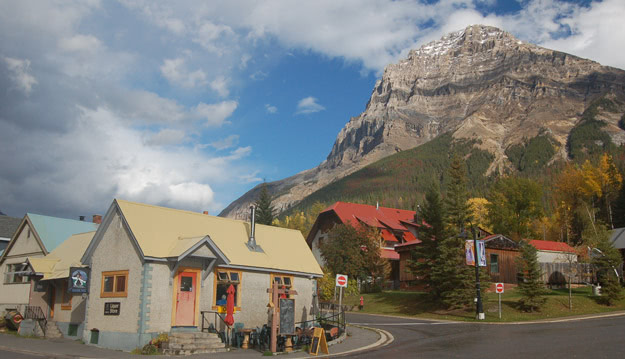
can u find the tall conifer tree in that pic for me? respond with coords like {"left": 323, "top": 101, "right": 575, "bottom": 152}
{"left": 255, "top": 183, "right": 275, "bottom": 225}
{"left": 516, "top": 240, "right": 547, "bottom": 312}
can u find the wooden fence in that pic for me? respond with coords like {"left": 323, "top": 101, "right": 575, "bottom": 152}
{"left": 538, "top": 262, "right": 596, "bottom": 285}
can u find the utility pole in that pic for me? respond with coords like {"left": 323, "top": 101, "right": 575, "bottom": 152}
{"left": 472, "top": 226, "right": 485, "bottom": 320}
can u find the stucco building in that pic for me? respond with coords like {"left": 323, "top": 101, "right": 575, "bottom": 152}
{"left": 80, "top": 199, "right": 323, "bottom": 351}
{"left": 0, "top": 214, "right": 98, "bottom": 312}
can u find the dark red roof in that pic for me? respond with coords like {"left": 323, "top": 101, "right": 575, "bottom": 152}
{"left": 381, "top": 248, "right": 400, "bottom": 260}
{"left": 529, "top": 240, "right": 576, "bottom": 253}
{"left": 380, "top": 229, "right": 399, "bottom": 242}
{"left": 322, "top": 202, "right": 416, "bottom": 231}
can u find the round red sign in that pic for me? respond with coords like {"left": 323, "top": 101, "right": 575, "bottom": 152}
{"left": 337, "top": 276, "right": 347, "bottom": 286}
{"left": 496, "top": 283, "right": 504, "bottom": 293}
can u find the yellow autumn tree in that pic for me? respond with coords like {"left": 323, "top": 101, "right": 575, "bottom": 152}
{"left": 598, "top": 153, "right": 622, "bottom": 228}
{"left": 467, "top": 197, "right": 491, "bottom": 232}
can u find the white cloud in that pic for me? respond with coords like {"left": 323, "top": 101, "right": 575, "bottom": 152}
{"left": 144, "top": 128, "right": 186, "bottom": 146}
{"left": 210, "top": 76, "right": 229, "bottom": 97}
{"left": 59, "top": 34, "right": 102, "bottom": 53}
{"left": 160, "top": 58, "right": 208, "bottom": 88}
{"left": 296, "top": 96, "right": 325, "bottom": 114}
{"left": 265, "top": 104, "right": 277, "bottom": 114}
{"left": 210, "top": 134, "right": 239, "bottom": 150}
{"left": 193, "top": 100, "right": 238, "bottom": 126}
{"left": 3, "top": 57, "right": 37, "bottom": 95}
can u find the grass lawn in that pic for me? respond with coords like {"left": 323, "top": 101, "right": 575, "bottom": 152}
{"left": 343, "top": 286, "right": 625, "bottom": 322}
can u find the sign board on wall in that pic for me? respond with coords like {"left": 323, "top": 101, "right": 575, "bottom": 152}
{"left": 68, "top": 267, "right": 90, "bottom": 293}
{"left": 335, "top": 274, "right": 348, "bottom": 288}
{"left": 104, "top": 302, "right": 120, "bottom": 316}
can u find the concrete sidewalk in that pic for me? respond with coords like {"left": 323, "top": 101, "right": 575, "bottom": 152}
{"left": 0, "top": 325, "right": 389, "bottom": 358}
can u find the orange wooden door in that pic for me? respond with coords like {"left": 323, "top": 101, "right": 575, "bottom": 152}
{"left": 49, "top": 286, "right": 55, "bottom": 319}
{"left": 175, "top": 272, "right": 197, "bottom": 326}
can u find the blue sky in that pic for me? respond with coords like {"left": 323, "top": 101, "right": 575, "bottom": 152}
{"left": 1, "top": 0, "right": 623, "bottom": 219}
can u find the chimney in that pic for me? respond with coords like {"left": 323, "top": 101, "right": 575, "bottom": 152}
{"left": 415, "top": 205, "right": 421, "bottom": 224}
{"left": 92, "top": 215, "right": 102, "bottom": 224}
{"left": 376, "top": 201, "right": 379, "bottom": 210}
{"left": 246, "top": 205, "right": 264, "bottom": 253}
{"left": 79, "top": 216, "right": 85, "bottom": 221}
{"left": 203, "top": 211, "right": 209, "bottom": 215}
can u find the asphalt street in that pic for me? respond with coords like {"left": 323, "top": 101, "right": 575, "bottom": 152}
{"left": 345, "top": 312, "right": 625, "bottom": 359}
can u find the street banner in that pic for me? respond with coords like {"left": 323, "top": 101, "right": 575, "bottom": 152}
{"left": 477, "top": 240, "right": 487, "bottom": 267}
{"left": 466, "top": 240, "right": 487, "bottom": 266}
{"left": 465, "top": 240, "right": 475, "bottom": 266}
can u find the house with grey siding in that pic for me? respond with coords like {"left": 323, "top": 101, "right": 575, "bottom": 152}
{"left": 80, "top": 199, "right": 323, "bottom": 351}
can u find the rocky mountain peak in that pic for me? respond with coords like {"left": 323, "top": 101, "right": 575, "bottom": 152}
{"left": 220, "top": 25, "right": 625, "bottom": 220}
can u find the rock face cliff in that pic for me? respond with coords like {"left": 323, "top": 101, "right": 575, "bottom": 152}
{"left": 220, "top": 24, "right": 625, "bottom": 219}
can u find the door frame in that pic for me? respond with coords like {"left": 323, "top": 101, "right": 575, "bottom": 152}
{"left": 171, "top": 267, "right": 201, "bottom": 327}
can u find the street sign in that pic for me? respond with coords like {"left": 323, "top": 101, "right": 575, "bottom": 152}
{"left": 335, "top": 274, "right": 348, "bottom": 288}
{"left": 495, "top": 283, "right": 504, "bottom": 293}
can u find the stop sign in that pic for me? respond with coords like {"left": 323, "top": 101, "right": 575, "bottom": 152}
{"left": 495, "top": 283, "right": 504, "bottom": 294}
{"left": 336, "top": 274, "right": 348, "bottom": 288}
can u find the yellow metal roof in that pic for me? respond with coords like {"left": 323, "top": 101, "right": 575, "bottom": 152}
{"left": 28, "top": 231, "right": 94, "bottom": 280}
{"left": 116, "top": 199, "right": 323, "bottom": 276}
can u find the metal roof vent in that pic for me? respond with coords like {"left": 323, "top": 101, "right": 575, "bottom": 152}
{"left": 246, "top": 205, "right": 264, "bottom": 253}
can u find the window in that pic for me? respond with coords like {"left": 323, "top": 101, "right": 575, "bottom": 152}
{"left": 61, "top": 282, "right": 72, "bottom": 310}
{"left": 4, "top": 263, "right": 29, "bottom": 284}
{"left": 213, "top": 269, "right": 241, "bottom": 309}
{"left": 490, "top": 254, "right": 499, "bottom": 274}
{"left": 100, "top": 270, "right": 128, "bottom": 298}
{"left": 270, "top": 274, "right": 294, "bottom": 299}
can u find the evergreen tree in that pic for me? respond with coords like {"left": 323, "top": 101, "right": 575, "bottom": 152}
{"left": 592, "top": 230, "right": 623, "bottom": 305}
{"left": 516, "top": 240, "right": 547, "bottom": 312}
{"left": 407, "top": 185, "right": 447, "bottom": 296}
{"left": 255, "top": 183, "right": 275, "bottom": 225}
{"left": 445, "top": 154, "right": 473, "bottom": 233}
{"left": 430, "top": 156, "right": 475, "bottom": 308}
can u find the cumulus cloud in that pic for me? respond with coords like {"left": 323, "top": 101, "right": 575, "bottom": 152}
{"left": 193, "top": 100, "right": 238, "bottom": 126}
{"left": 210, "top": 76, "right": 229, "bottom": 97}
{"left": 265, "top": 104, "right": 277, "bottom": 114}
{"left": 296, "top": 97, "right": 325, "bottom": 114}
{"left": 210, "top": 134, "right": 239, "bottom": 150}
{"left": 3, "top": 57, "right": 38, "bottom": 95}
{"left": 59, "top": 34, "right": 102, "bottom": 53}
{"left": 160, "top": 57, "right": 208, "bottom": 88}
{"left": 144, "top": 128, "right": 187, "bottom": 146}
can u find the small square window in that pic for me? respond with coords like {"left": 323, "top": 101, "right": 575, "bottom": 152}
{"left": 229, "top": 272, "right": 239, "bottom": 282}
{"left": 274, "top": 277, "right": 282, "bottom": 285}
{"left": 115, "top": 276, "right": 126, "bottom": 292}
{"left": 101, "top": 270, "right": 128, "bottom": 298}
{"left": 180, "top": 276, "right": 193, "bottom": 292}
{"left": 283, "top": 277, "right": 292, "bottom": 286}
{"left": 218, "top": 272, "right": 229, "bottom": 281}
{"left": 103, "top": 276, "right": 114, "bottom": 292}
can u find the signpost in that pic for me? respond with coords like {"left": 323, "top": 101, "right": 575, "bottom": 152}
{"left": 495, "top": 283, "right": 504, "bottom": 319}
{"left": 267, "top": 282, "right": 298, "bottom": 353}
{"left": 335, "top": 274, "right": 347, "bottom": 324}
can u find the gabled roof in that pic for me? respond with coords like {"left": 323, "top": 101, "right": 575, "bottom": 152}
{"left": 27, "top": 213, "right": 99, "bottom": 253}
{"left": 85, "top": 200, "right": 323, "bottom": 277}
{"left": 322, "top": 202, "right": 417, "bottom": 231}
{"left": 529, "top": 239, "right": 576, "bottom": 253}
{"left": 610, "top": 228, "right": 625, "bottom": 249}
{"left": 0, "top": 216, "right": 21, "bottom": 239}
{"left": 28, "top": 231, "right": 95, "bottom": 280}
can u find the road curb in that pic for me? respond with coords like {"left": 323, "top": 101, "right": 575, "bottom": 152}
{"left": 311, "top": 324, "right": 394, "bottom": 358}
{"left": 349, "top": 310, "right": 625, "bottom": 325}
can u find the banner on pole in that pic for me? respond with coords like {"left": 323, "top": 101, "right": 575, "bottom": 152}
{"left": 465, "top": 240, "right": 475, "bottom": 266}
{"left": 466, "top": 240, "right": 487, "bottom": 266}
{"left": 477, "top": 240, "right": 486, "bottom": 267}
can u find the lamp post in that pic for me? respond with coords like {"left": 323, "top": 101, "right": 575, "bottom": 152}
{"left": 471, "top": 225, "right": 485, "bottom": 320}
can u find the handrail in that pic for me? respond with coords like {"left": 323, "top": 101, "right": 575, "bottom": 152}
{"left": 22, "top": 305, "right": 47, "bottom": 336}
{"left": 201, "top": 310, "right": 231, "bottom": 345}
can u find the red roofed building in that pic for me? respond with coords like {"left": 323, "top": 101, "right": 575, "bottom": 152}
{"left": 306, "top": 202, "right": 423, "bottom": 287}
{"left": 529, "top": 239, "right": 578, "bottom": 263}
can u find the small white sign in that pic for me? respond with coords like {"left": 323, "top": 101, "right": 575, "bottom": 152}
{"left": 335, "top": 274, "right": 348, "bottom": 288}
{"left": 495, "top": 283, "right": 504, "bottom": 294}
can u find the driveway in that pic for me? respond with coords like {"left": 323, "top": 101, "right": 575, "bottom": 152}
{"left": 345, "top": 312, "right": 625, "bottom": 358}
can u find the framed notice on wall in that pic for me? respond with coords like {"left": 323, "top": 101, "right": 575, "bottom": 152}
{"left": 104, "top": 302, "right": 120, "bottom": 315}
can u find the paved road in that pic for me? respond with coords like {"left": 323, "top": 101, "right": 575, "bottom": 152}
{"left": 345, "top": 312, "right": 625, "bottom": 358}
{"left": 0, "top": 349, "right": 42, "bottom": 358}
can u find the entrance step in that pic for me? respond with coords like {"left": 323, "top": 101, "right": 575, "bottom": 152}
{"left": 162, "top": 332, "right": 227, "bottom": 355}
{"left": 45, "top": 321, "right": 63, "bottom": 339}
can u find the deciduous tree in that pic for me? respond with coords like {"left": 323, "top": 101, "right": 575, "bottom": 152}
{"left": 486, "top": 177, "right": 543, "bottom": 240}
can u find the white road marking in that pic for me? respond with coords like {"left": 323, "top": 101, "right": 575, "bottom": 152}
{"left": 348, "top": 322, "right": 455, "bottom": 326}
